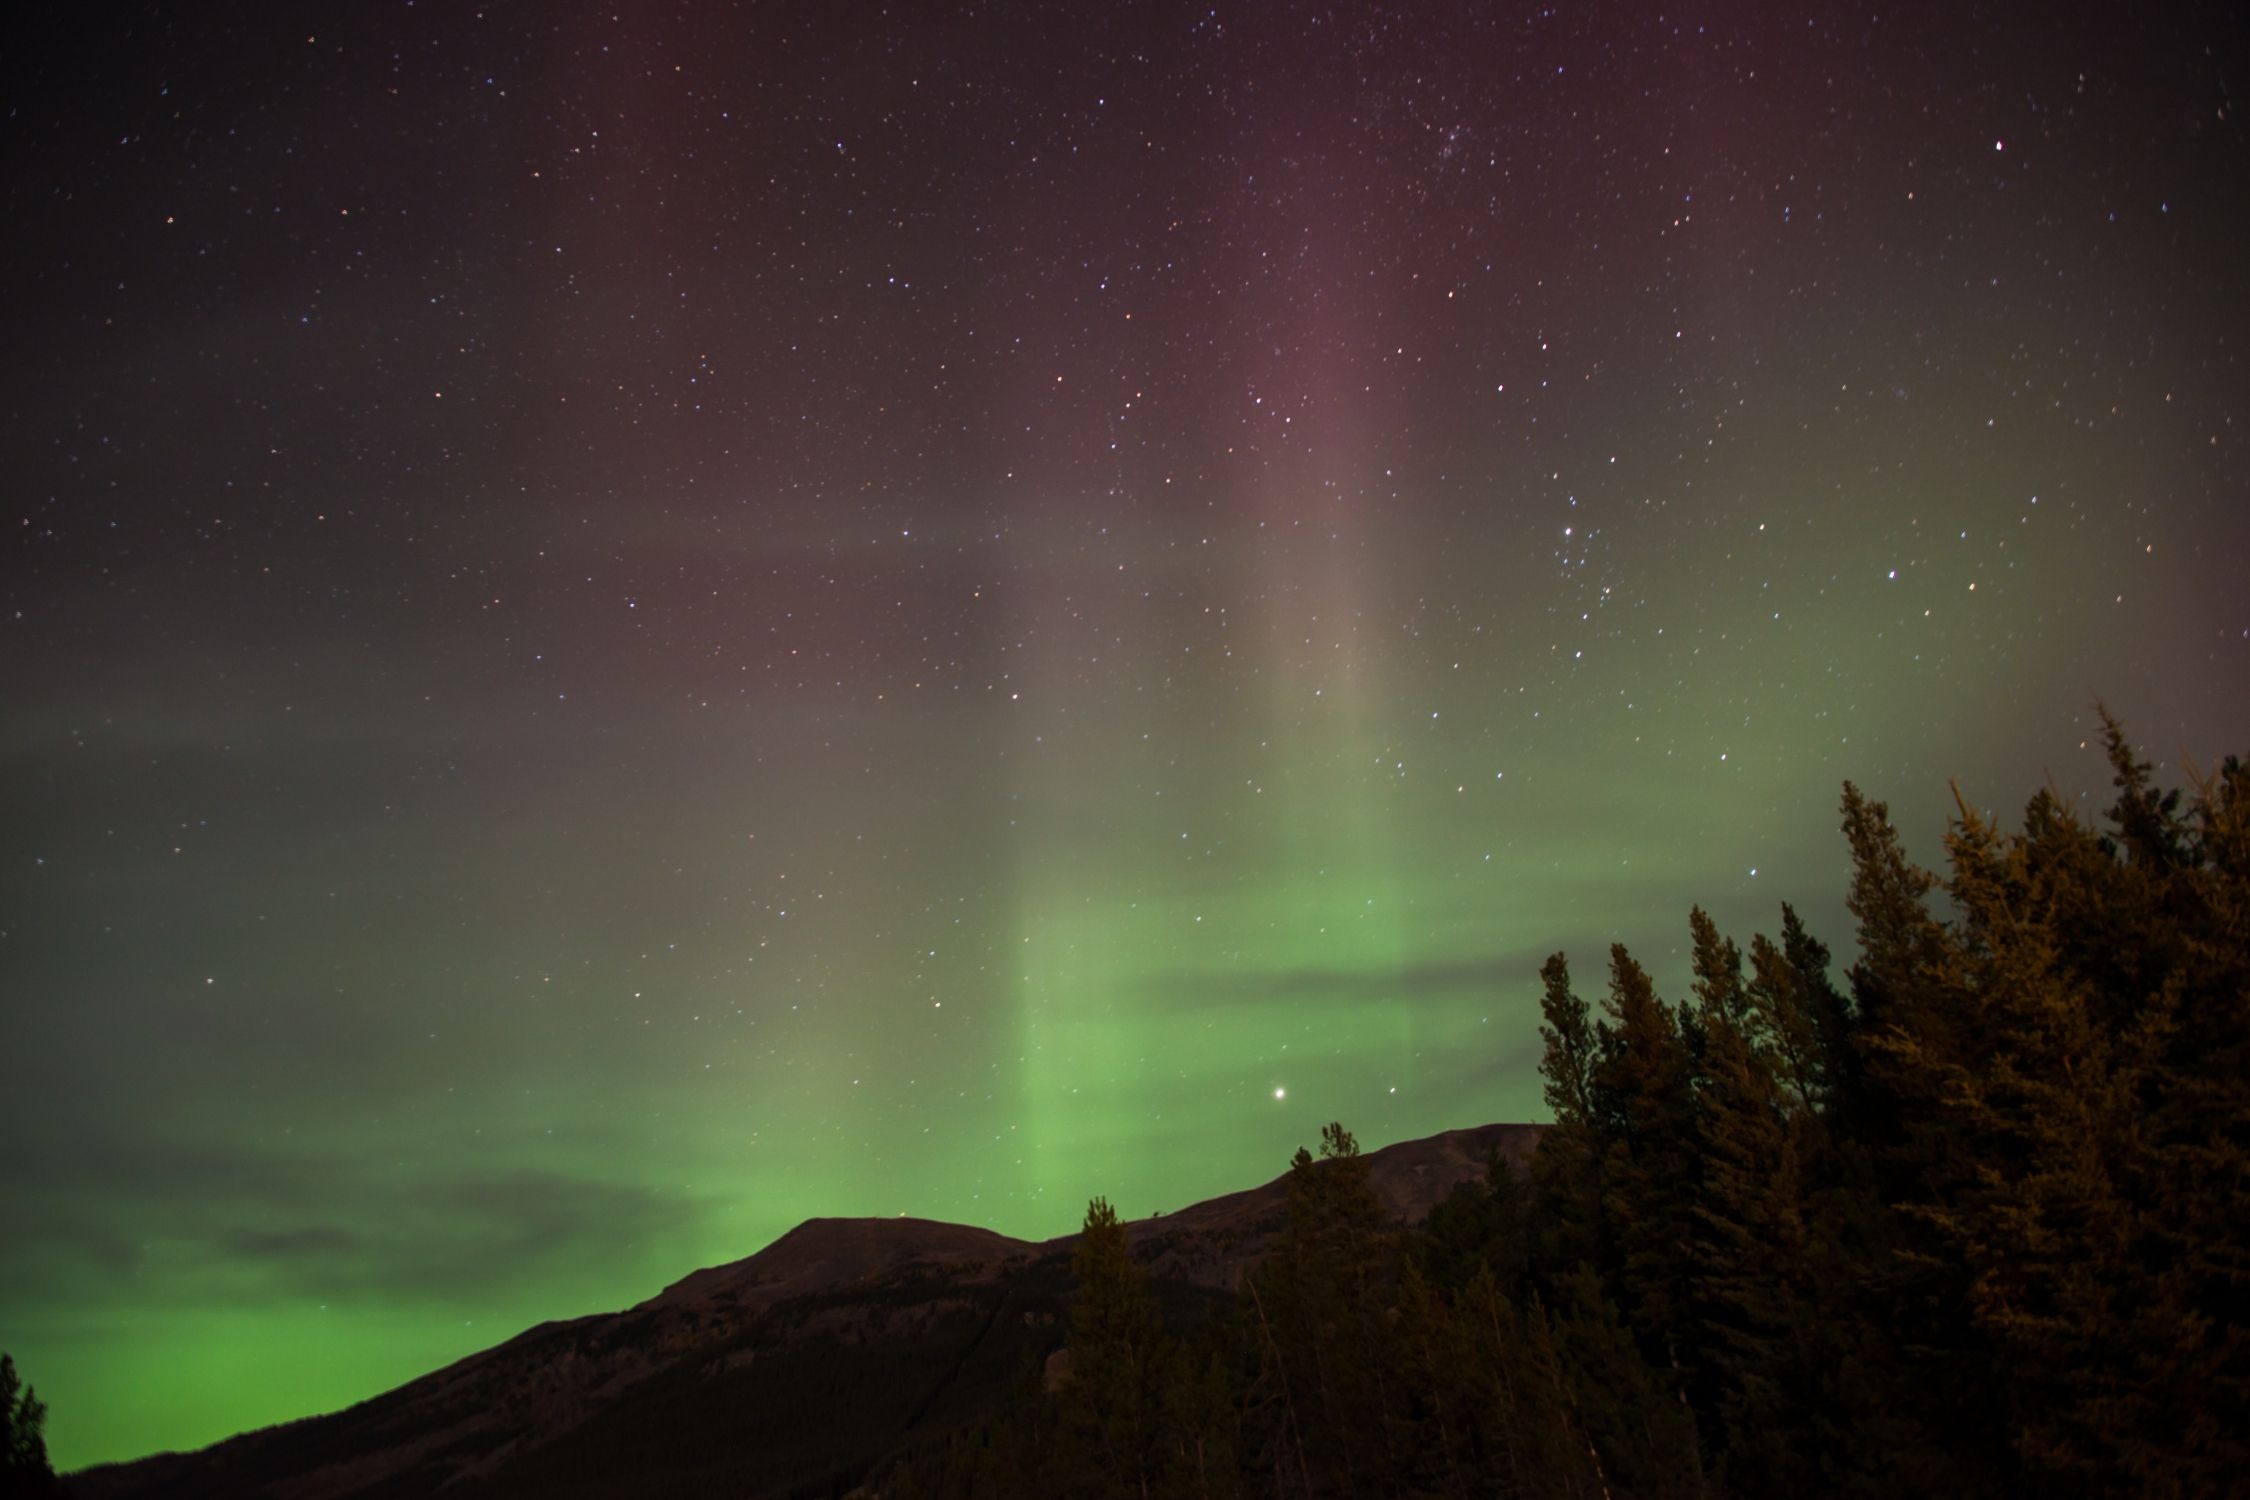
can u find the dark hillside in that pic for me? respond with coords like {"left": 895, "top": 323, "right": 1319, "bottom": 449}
{"left": 69, "top": 1124, "right": 1536, "bottom": 1499}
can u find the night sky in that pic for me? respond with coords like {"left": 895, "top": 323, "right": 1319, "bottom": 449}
{"left": 6, "top": 0, "right": 2248, "bottom": 1471}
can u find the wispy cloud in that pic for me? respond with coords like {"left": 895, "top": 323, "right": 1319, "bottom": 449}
{"left": 1131, "top": 947, "right": 1552, "bottom": 1010}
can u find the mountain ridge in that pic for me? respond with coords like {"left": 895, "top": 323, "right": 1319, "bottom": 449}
{"left": 70, "top": 1121, "right": 1540, "bottom": 1499}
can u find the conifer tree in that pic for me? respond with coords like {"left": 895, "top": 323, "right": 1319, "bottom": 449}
{"left": 1688, "top": 906, "right": 1753, "bottom": 1040}
{"left": 1840, "top": 782, "right": 1964, "bottom": 1089}
{"left": 1165, "top": 1347, "right": 1244, "bottom": 1500}
{"left": 1547, "top": 1266, "right": 1705, "bottom": 1500}
{"left": 1415, "top": 1146, "right": 1536, "bottom": 1303}
{"left": 1779, "top": 902, "right": 1859, "bottom": 1115}
{"left": 1250, "top": 1123, "right": 1402, "bottom": 1497}
{"left": 1397, "top": 1258, "right": 1611, "bottom": 1500}
{"left": 1905, "top": 732, "right": 2250, "bottom": 1495}
{"left": 1588, "top": 944, "right": 1700, "bottom": 1371}
{"left": 2153, "top": 749, "right": 2250, "bottom": 1494}
{"left": 1532, "top": 953, "right": 1606, "bottom": 1276}
{"left": 1467, "top": 1270, "right": 1612, "bottom": 1500}
{"left": 2099, "top": 709, "right": 2188, "bottom": 873}
{"left": 1061, "top": 1197, "right": 1170, "bottom": 1498}
{"left": 1689, "top": 1001, "right": 1816, "bottom": 1498}
{"left": 1538, "top": 951, "right": 1598, "bottom": 1131}
{"left": 1392, "top": 1260, "right": 1478, "bottom": 1500}
{"left": 1744, "top": 928, "right": 1821, "bottom": 1115}
{"left": 1837, "top": 782, "right": 2010, "bottom": 1494}
{"left": 0, "top": 1356, "right": 53, "bottom": 1500}
{"left": 1935, "top": 793, "right": 2130, "bottom": 1483}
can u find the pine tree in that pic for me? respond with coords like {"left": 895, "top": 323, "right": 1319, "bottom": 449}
{"left": 1904, "top": 728, "right": 2250, "bottom": 1495}
{"left": 1467, "top": 1270, "right": 1612, "bottom": 1500}
{"left": 0, "top": 1356, "right": 54, "bottom": 1500}
{"left": 1248, "top": 1123, "right": 1403, "bottom": 1498}
{"left": 1840, "top": 782, "right": 1964, "bottom": 1085}
{"left": 1060, "top": 1197, "right": 1170, "bottom": 1499}
{"left": 1164, "top": 1345, "right": 1243, "bottom": 1500}
{"left": 1392, "top": 1260, "right": 1478, "bottom": 1500}
{"left": 1548, "top": 1266, "right": 1705, "bottom": 1500}
{"left": 1836, "top": 782, "right": 2010, "bottom": 1493}
{"left": 1744, "top": 925, "right": 1820, "bottom": 1115}
{"left": 1780, "top": 902, "right": 1860, "bottom": 1115}
{"left": 1532, "top": 953, "right": 1606, "bottom": 1278}
{"left": 1538, "top": 951, "right": 1599, "bottom": 1131}
{"left": 2099, "top": 709, "right": 2187, "bottom": 874}
{"left": 2153, "top": 747, "right": 2250, "bottom": 1495}
{"left": 1588, "top": 944, "right": 1700, "bottom": 1371}
{"left": 1392, "top": 1256, "right": 1614, "bottom": 1500}
{"left": 1415, "top": 1145, "right": 1537, "bottom": 1304}
{"left": 1689, "top": 1002, "right": 1817, "bottom": 1498}
{"left": 1689, "top": 906, "right": 1753, "bottom": 1040}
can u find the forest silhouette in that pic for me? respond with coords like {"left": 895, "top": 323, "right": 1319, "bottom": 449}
{"left": 878, "top": 711, "right": 2247, "bottom": 1499}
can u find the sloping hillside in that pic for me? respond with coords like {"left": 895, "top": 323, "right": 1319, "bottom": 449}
{"left": 70, "top": 1123, "right": 1535, "bottom": 1499}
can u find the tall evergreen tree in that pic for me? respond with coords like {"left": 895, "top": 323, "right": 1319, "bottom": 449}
{"left": 1547, "top": 1266, "right": 1706, "bottom": 1500}
{"left": 1539, "top": 952, "right": 1599, "bottom": 1132}
{"left": 1688, "top": 906, "right": 1753, "bottom": 1040}
{"left": 0, "top": 1356, "right": 54, "bottom": 1500}
{"left": 1837, "top": 782, "right": 2011, "bottom": 1495}
{"left": 1061, "top": 1197, "right": 1170, "bottom": 1499}
{"left": 1938, "top": 790, "right": 2148, "bottom": 1489}
{"left": 1532, "top": 953, "right": 1605, "bottom": 1276}
{"left": 1588, "top": 944, "right": 1700, "bottom": 1373}
{"left": 1780, "top": 902, "right": 1860, "bottom": 1114}
{"left": 2155, "top": 749, "right": 2250, "bottom": 1494}
{"left": 1248, "top": 1123, "right": 1402, "bottom": 1498}
{"left": 1744, "top": 927, "right": 1821, "bottom": 1115}
{"left": 1840, "top": 782, "right": 1962, "bottom": 1076}
{"left": 1689, "top": 1001, "right": 1816, "bottom": 1498}
{"left": 1905, "top": 730, "right": 2250, "bottom": 1495}
{"left": 1464, "top": 1271, "right": 1612, "bottom": 1500}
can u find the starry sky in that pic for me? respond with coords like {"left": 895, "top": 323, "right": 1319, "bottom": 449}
{"left": 5, "top": 0, "right": 2248, "bottom": 1472}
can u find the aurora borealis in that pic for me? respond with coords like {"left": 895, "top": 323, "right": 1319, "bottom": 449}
{"left": 5, "top": 0, "right": 2249, "bottom": 1472}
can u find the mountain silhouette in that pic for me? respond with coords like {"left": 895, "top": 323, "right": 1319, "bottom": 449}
{"left": 69, "top": 1124, "right": 1536, "bottom": 1499}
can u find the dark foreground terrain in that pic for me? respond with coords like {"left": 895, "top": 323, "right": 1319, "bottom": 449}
{"left": 71, "top": 1124, "right": 1538, "bottom": 1499}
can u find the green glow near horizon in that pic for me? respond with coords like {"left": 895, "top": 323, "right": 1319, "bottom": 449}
{"left": 11, "top": 548, "right": 2223, "bottom": 1471}
{"left": 13, "top": 602, "right": 2225, "bottom": 1471}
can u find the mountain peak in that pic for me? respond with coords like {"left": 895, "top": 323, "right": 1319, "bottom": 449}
{"left": 644, "top": 1215, "right": 1035, "bottom": 1309}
